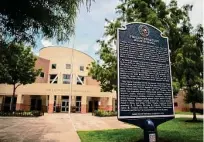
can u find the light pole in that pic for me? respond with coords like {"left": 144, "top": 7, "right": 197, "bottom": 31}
{"left": 68, "top": 36, "right": 75, "bottom": 116}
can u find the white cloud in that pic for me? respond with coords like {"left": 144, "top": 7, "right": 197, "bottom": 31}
{"left": 41, "top": 38, "right": 53, "bottom": 47}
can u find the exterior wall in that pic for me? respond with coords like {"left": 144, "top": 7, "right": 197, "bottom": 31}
{"left": 23, "top": 95, "right": 31, "bottom": 111}
{"left": 0, "top": 47, "right": 116, "bottom": 113}
{"left": 174, "top": 90, "right": 189, "bottom": 111}
{"left": 174, "top": 90, "right": 203, "bottom": 111}
{"left": 39, "top": 47, "right": 94, "bottom": 85}
{"left": 99, "top": 97, "right": 113, "bottom": 111}
{"left": 35, "top": 57, "right": 50, "bottom": 83}
{"left": 0, "top": 84, "right": 116, "bottom": 98}
{"left": 85, "top": 76, "right": 100, "bottom": 86}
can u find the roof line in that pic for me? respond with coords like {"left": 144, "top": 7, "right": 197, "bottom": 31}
{"left": 40, "top": 46, "right": 95, "bottom": 61}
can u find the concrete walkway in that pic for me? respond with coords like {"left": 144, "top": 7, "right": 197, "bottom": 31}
{"left": 0, "top": 113, "right": 81, "bottom": 142}
{"left": 0, "top": 113, "right": 203, "bottom": 142}
{"left": 41, "top": 113, "right": 80, "bottom": 142}
{"left": 70, "top": 113, "right": 135, "bottom": 131}
{"left": 175, "top": 114, "right": 204, "bottom": 119}
{"left": 70, "top": 113, "right": 203, "bottom": 131}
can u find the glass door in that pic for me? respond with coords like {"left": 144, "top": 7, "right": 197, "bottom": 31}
{"left": 75, "top": 96, "right": 81, "bottom": 113}
{"left": 61, "top": 100, "right": 69, "bottom": 112}
{"left": 53, "top": 96, "right": 57, "bottom": 112}
{"left": 76, "top": 101, "right": 81, "bottom": 112}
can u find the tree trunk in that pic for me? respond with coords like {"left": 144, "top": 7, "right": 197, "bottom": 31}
{"left": 192, "top": 102, "right": 197, "bottom": 121}
{"left": 10, "top": 84, "right": 16, "bottom": 112}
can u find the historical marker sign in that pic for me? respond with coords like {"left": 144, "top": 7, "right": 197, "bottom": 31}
{"left": 117, "top": 23, "right": 174, "bottom": 119}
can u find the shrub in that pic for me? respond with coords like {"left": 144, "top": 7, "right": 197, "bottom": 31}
{"left": 0, "top": 110, "right": 43, "bottom": 117}
{"left": 94, "top": 109, "right": 117, "bottom": 117}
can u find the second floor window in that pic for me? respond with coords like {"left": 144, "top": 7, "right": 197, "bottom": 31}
{"left": 50, "top": 74, "right": 58, "bottom": 84}
{"left": 66, "top": 64, "right": 71, "bottom": 69}
{"left": 80, "top": 66, "right": 84, "bottom": 71}
{"left": 63, "top": 74, "right": 71, "bottom": 84}
{"left": 52, "top": 64, "right": 56, "bottom": 69}
{"left": 77, "top": 75, "right": 84, "bottom": 85}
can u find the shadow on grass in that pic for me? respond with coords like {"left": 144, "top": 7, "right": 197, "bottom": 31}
{"left": 136, "top": 138, "right": 171, "bottom": 142}
{"left": 78, "top": 118, "right": 203, "bottom": 142}
{"left": 171, "top": 118, "right": 203, "bottom": 123}
{"left": 185, "top": 120, "right": 203, "bottom": 123}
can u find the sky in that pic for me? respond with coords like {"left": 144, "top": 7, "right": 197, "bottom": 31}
{"left": 33, "top": 0, "right": 203, "bottom": 60}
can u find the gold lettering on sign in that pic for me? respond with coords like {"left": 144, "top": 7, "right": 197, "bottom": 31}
{"left": 129, "top": 35, "right": 159, "bottom": 45}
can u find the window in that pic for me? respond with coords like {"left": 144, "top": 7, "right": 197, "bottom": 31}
{"left": 40, "top": 72, "right": 44, "bottom": 78}
{"left": 50, "top": 74, "right": 58, "bottom": 84}
{"left": 52, "top": 64, "right": 56, "bottom": 69}
{"left": 174, "top": 102, "right": 178, "bottom": 107}
{"left": 63, "top": 74, "right": 71, "bottom": 84}
{"left": 66, "top": 64, "right": 71, "bottom": 69}
{"left": 76, "top": 96, "right": 81, "bottom": 101}
{"left": 77, "top": 75, "right": 84, "bottom": 85}
{"left": 80, "top": 66, "right": 84, "bottom": 71}
{"left": 62, "top": 96, "right": 69, "bottom": 100}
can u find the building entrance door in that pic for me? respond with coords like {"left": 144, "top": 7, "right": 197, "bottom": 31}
{"left": 61, "top": 100, "right": 69, "bottom": 112}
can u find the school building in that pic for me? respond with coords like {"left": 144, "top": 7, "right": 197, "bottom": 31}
{"left": 0, "top": 47, "right": 117, "bottom": 113}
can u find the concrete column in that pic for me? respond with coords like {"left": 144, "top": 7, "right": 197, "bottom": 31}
{"left": 71, "top": 96, "right": 75, "bottom": 106}
{"left": 0, "top": 96, "right": 4, "bottom": 111}
{"left": 112, "top": 98, "right": 116, "bottom": 111}
{"left": 16, "top": 94, "right": 24, "bottom": 110}
{"left": 106, "top": 97, "right": 113, "bottom": 111}
{"left": 48, "top": 95, "right": 54, "bottom": 113}
{"left": 81, "top": 96, "right": 87, "bottom": 113}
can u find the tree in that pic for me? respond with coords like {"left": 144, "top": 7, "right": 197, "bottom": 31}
{"left": 89, "top": 40, "right": 117, "bottom": 92}
{"left": 0, "top": 0, "right": 93, "bottom": 45}
{"left": 89, "top": 0, "right": 194, "bottom": 92}
{"left": 174, "top": 25, "right": 203, "bottom": 121}
{"left": 0, "top": 43, "right": 41, "bottom": 111}
{"left": 88, "top": 0, "right": 203, "bottom": 121}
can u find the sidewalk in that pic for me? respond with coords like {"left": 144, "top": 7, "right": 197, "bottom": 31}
{"left": 71, "top": 113, "right": 135, "bottom": 131}
{"left": 0, "top": 113, "right": 81, "bottom": 142}
{"left": 175, "top": 114, "right": 203, "bottom": 119}
{"left": 42, "top": 113, "right": 81, "bottom": 142}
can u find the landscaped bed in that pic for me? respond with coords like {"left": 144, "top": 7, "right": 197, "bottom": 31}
{"left": 0, "top": 110, "right": 43, "bottom": 117}
{"left": 93, "top": 110, "right": 117, "bottom": 117}
{"left": 78, "top": 118, "right": 203, "bottom": 142}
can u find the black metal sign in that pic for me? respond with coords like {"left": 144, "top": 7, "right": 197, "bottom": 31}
{"left": 117, "top": 22, "right": 174, "bottom": 119}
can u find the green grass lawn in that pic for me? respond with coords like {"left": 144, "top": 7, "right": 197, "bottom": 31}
{"left": 78, "top": 118, "right": 203, "bottom": 142}
{"left": 175, "top": 111, "right": 201, "bottom": 115}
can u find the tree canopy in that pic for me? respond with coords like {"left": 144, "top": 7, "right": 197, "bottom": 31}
{"left": 0, "top": 43, "right": 41, "bottom": 85}
{"left": 88, "top": 0, "right": 203, "bottom": 120}
{"left": 89, "top": 0, "right": 196, "bottom": 92}
{"left": 0, "top": 0, "right": 93, "bottom": 44}
{"left": 0, "top": 43, "right": 41, "bottom": 111}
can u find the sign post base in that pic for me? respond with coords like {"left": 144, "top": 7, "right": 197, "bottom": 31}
{"left": 144, "top": 119, "right": 157, "bottom": 142}
{"left": 118, "top": 117, "right": 174, "bottom": 142}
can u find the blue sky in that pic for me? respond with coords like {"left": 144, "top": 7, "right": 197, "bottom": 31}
{"left": 33, "top": 0, "right": 203, "bottom": 60}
